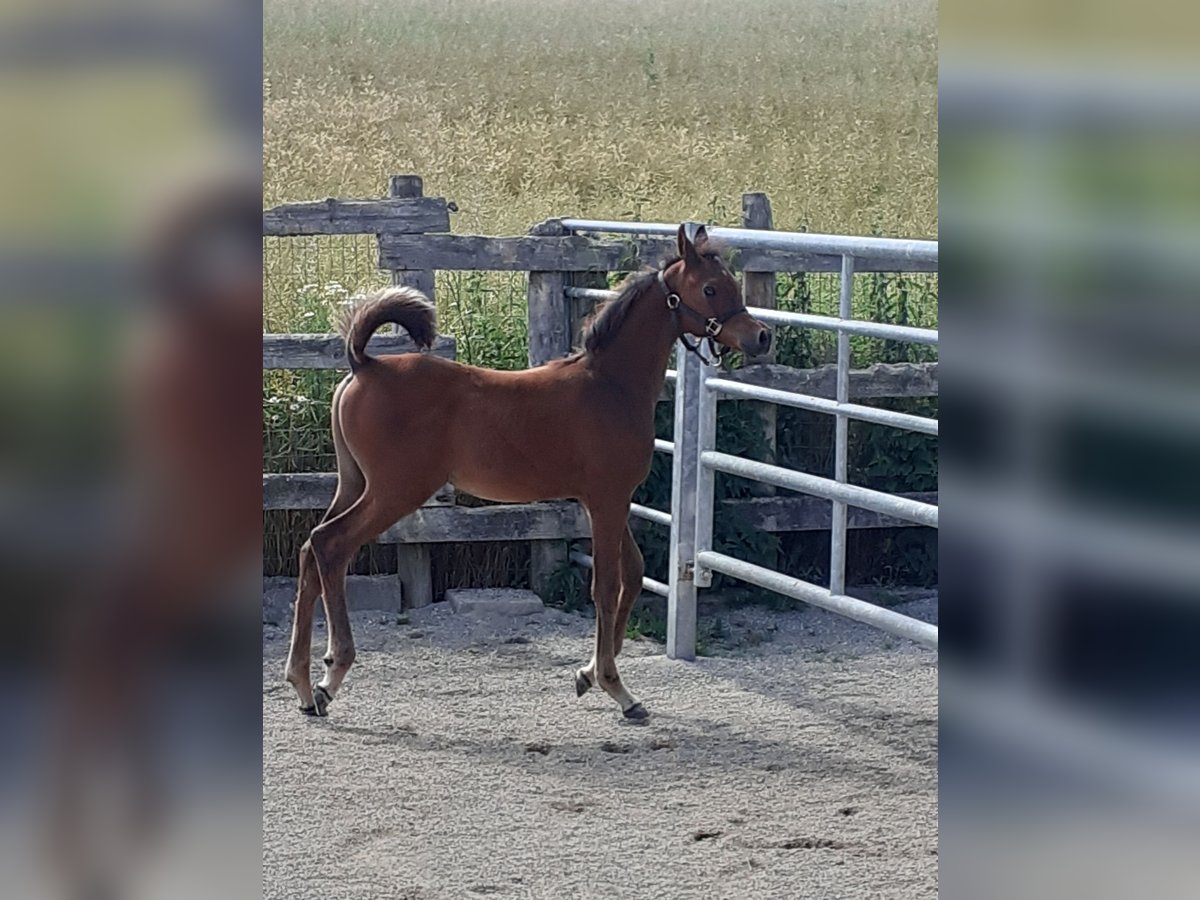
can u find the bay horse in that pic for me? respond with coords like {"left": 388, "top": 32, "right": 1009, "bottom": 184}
{"left": 285, "top": 224, "right": 771, "bottom": 720}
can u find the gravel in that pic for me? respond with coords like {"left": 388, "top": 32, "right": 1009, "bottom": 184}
{"left": 263, "top": 596, "right": 938, "bottom": 899}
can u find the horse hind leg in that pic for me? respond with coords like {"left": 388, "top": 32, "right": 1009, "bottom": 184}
{"left": 284, "top": 376, "right": 364, "bottom": 714}
{"left": 308, "top": 479, "right": 441, "bottom": 716}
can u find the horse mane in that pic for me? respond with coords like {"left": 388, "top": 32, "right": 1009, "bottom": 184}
{"left": 579, "top": 259, "right": 680, "bottom": 355}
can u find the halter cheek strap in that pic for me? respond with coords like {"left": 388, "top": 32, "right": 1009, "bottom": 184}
{"left": 658, "top": 268, "right": 746, "bottom": 366}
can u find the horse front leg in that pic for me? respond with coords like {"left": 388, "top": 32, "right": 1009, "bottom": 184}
{"left": 575, "top": 501, "right": 647, "bottom": 720}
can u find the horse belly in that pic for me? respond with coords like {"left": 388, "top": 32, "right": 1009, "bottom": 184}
{"left": 448, "top": 432, "right": 577, "bottom": 504}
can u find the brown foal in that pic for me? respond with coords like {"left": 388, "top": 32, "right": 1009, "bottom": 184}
{"left": 285, "top": 224, "right": 771, "bottom": 719}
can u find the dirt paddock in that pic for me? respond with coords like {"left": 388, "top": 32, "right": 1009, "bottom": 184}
{"left": 263, "top": 596, "right": 938, "bottom": 899}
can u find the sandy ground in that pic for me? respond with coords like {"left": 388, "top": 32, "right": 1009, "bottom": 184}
{"left": 263, "top": 597, "right": 938, "bottom": 900}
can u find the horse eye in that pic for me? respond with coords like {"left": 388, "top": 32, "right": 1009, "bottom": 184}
{"left": 703, "top": 285, "right": 716, "bottom": 297}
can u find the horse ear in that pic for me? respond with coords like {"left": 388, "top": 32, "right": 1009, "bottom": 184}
{"left": 677, "top": 222, "right": 702, "bottom": 263}
{"left": 692, "top": 224, "right": 710, "bottom": 252}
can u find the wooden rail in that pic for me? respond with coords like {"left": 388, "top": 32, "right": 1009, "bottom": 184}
{"left": 263, "top": 196, "right": 450, "bottom": 236}
{"left": 262, "top": 474, "right": 935, "bottom": 536}
{"left": 377, "top": 231, "right": 938, "bottom": 274}
{"left": 722, "top": 361, "right": 938, "bottom": 400}
{"left": 262, "top": 333, "right": 457, "bottom": 369}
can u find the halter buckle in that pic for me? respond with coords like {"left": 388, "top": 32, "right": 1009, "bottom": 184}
{"left": 665, "top": 292, "right": 681, "bottom": 310}
{"left": 705, "top": 319, "right": 723, "bottom": 337}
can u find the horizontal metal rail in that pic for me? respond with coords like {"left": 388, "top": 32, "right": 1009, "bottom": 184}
{"left": 654, "top": 438, "right": 674, "bottom": 455}
{"left": 630, "top": 503, "right": 671, "bottom": 527}
{"left": 707, "top": 377, "right": 938, "bottom": 435}
{"left": 563, "top": 286, "right": 616, "bottom": 303}
{"left": 697, "top": 551, "right": 937, "bottom": 648}
{"left": 570, "top": 551, "right": 670, "bottom": 598}
{"left": 749, "top": 307, "right": 938, "bottom": 344}
{"left": 701, "top": 451, "right": 939, "bottom": 528}
{"left": 558, "top": 219, "right": 938, "bottom": 265}
{"left": 561, "top": 287, "right": 939, "bottom": 344}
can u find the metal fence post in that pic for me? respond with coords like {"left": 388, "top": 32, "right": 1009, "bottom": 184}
{"left": 693, "top": 358, "right": 718, "bottom": 588}
{"left": 829, "top": 253, "right": 855, "bottom": 597}
{"left": 668, "top": 346, "right": 702, "bottom": 660}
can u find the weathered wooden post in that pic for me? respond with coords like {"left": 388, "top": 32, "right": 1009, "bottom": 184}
{"left": 524, "top": 220, "right": 575, "bottom": 598}
{"left": 741, "top": 192, "right": 778, "bottom": 495}
{"left": 384, "top": 174, "right": 436, "bottom": 608}
{"left": 526, "top": 220, "right": 572, "bottom": 367}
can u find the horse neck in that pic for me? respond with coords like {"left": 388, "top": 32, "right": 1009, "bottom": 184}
{"left": 586, "top": 282, "right": 679, "bottom": 405}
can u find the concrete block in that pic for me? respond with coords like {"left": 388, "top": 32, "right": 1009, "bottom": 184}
{"left": 261, "top": 575, "right": 402, "bottom": 623}
{"left": 445, "top": 588, "right": 545, "bottom": 617}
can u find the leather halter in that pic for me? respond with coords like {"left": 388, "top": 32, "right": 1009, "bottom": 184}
{"left": 658, "top": 267, "right": 746, "bottom": 366}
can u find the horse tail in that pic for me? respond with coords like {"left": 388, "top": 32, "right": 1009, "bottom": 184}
{"left": 336, "top": 286, "right": 437, "bottom": 373}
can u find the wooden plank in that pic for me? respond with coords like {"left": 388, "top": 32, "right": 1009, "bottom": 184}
{"left": 262, "top": 333, "right": 456, "bottom": 369}
{"left": 264, "top": 482, "right": 935, "bottom": 536}
{"left": 380, "top": 233, "right": 636, "bottom": 273}
{"left": 719, "top": 493, "right": 938, "bottom": 532}
{"left": 263, "top": 474, "right": 455, "bottom": 510}
{"left": 718, "top": 361, "right": 938, "bottom": 399}
{"left": 379, "top": 232, "right": 938, "bottom": 274}
{"left": 378, "top": 502, "right": 591, "bottom": 543}
{"left": 654, "top": 361, "right": 938, "bottom": 402}
{"left": 263, "top": 196, "right": 450, "bottom": 236}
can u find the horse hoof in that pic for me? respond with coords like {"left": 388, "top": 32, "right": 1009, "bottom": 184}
{"left": 313, "top": 685, "right": 333, "bottom": 717}
{"left": 623, "top": 703, "right": 649, "bottom": 721}
{"left": 574, "top": 670, "right": 593, "bottom": 698}
{"left": 299, "top": 704, "right": 317, "bottom": 717}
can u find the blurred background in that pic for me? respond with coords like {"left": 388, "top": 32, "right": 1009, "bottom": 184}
{"left": 940, "top": 1, "right": 1200, "bottom": 897}
{"left": 0, "top": 0, "right": 262, "bottom": 898}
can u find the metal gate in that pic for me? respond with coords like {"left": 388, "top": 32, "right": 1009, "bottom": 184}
{"left": 561, "top": 219, "right": 938, "bottom": 660}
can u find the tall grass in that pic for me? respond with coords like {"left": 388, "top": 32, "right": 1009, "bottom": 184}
{"left": 265, "top": 0, "right": 937, "bottom": 241}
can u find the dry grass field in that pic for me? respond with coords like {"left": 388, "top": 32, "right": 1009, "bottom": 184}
{"left": 264, "top": 0, "right": 938, "bottom": 240}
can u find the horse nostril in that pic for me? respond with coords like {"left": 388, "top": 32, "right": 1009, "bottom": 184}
{"left": 758, "top": 329, "right": 772, "bottom": 352}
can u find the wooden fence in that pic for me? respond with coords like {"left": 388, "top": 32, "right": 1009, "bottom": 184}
{"left": 263, "top": 175, "right": 938, "bottom": 608}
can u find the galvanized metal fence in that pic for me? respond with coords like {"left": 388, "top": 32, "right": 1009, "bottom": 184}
{"left": 561, "top": 220, "right": 939, "bottom": 659}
